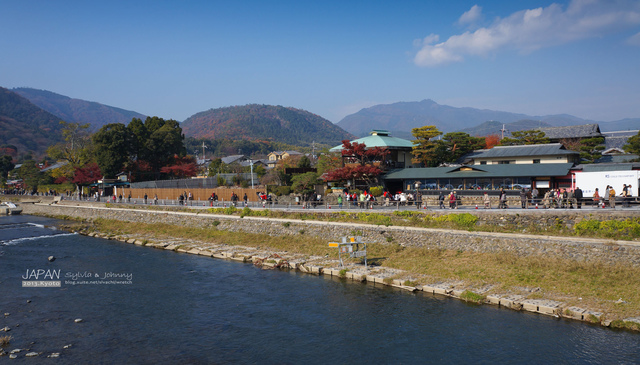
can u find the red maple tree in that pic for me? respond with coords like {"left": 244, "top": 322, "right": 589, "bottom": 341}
{"left": 323, "top": 140, "right": 389, "bottom": 187}
{"left": 72, "top": 162, "right": 102, "bottom": 185}
{"left": 160, "top": 156, "right": 197, "bottom": 179}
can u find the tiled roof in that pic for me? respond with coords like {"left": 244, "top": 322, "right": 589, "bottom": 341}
{"left": 384, "top": 163, "right": 574, "bottom": 180}
{"left": 469, "top": 143, "right": 578, "bottom": 159}
{"left": 537, "top": 124, "right": 602, "bottom": 140}
{"left": 221, "top": 155, "right": 246, "bottom": 164}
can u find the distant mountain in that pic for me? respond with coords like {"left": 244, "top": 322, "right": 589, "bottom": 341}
{"left": 598, "top": 119, "right": 640, "bottom": 132}
{"left": 181, "top": 104, "right": 355, "bottom": 146}
{"left": 336, "top": 99, "right": 610, "bottom": 137}
{"left": 12, "top": 87, "right": 146, "bottom": 131}
{"left": 0, "top": 87, "right": 63, "bottom": 156}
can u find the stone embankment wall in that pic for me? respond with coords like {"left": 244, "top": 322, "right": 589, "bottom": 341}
{"left": 21, "top": 202, "right": 640, "bottom": 267}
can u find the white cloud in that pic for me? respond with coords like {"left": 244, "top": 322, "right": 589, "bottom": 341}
{"left": 627, "top": 31, "right": 640, "bottom": 46}
{"left": 458, "top": 5, "right": 482, "bottom": 26}
{"left": 414, "top": 0, "right": 640, "bottom": 67}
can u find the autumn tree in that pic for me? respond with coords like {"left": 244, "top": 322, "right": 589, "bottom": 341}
{"left": 499, "top": 130, "right": 550, "bottom": 146}
{"left": 72, "top": 162, "right": 102, "bottom": 186}
{"left": 160, "top": 155, "right": 198, "bottom": 179}
{"left": 484, "top": 134, "right": 501, "bottom": 149}
{"left": 46, "top": 121, "right": 94, "bottom": 181}
{"left": 323, "top": 140, "right": 389, "bottom": 188}
{"left": 411, "top": 125, "right": 442, "bottom": 167}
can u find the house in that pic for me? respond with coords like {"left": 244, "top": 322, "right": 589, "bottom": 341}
{"left": 221, "top": 155, "right": 248, "bottom": 165}
{"left": 329, "top": 130, "right": 416, "bottom": 168}
{"left": 463, "top": 143, "right": 580, "bottom": 165}
{"left": 266, "top": 151, "right": 303, "bottom": 168}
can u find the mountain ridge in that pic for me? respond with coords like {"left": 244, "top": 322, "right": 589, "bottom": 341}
{"left": 12, "top": 87, "right": 147, "bottom": 131}
{"left": 181, "top": 104, "right": 355, "bottom": 147}
{"left": 337, "top": 99, "right": 639, "bottom": 137}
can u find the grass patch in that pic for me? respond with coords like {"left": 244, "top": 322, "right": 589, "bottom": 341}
{"left": 460, "top": 290, "right": 485, "bottom": 304}
{"left": 0, "top": 335, "right": 11, "bottom": 346}
{"left": 339, "top": 268, "right": 349, "bottom": 278}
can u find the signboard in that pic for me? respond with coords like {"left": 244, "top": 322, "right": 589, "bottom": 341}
{"left": 574, "top": 170, "right": 639, "bottom": 197}
{"left": 328, "top": 236, "right": 368, "bottom": 268}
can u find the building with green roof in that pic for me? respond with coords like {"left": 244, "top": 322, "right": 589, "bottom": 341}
{"left": 329, "top": 130, "right": 417, "bottom": 168}
{"left": 383, "top": 163, "right": 574, "bottom": 194}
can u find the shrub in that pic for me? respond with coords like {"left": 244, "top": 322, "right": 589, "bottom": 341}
{"left": 369, "top": 186, "right": 383, "bottom": 197}
{"left": 339, "top": 268, "right": 348, "bottom": 278}
{"left": 274, "top": 186, "right": 292, "bottom": 196}
{"left": 240, "top": 207, "right": 251, "bottom": 218}
{"left": 435, "top": 213, "right": 478, "bottom": 228}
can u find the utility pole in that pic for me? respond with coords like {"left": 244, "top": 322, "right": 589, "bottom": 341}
{"left": 500, "top": 124, "right": 508, "bottom": 140}
{"left": 201, "top": 142, "right": 207, "bottom": 161}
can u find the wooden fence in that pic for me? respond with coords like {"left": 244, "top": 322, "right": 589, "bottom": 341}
{"left": 122, "top": 188, "right": 265, "bottom": 202}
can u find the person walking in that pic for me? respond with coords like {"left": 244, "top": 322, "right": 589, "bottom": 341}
{"left": 574, "top": 186, "right": 583, "bottom": 209}
{"left": 520, "top": 188, "right": 527, "bottom": 209}
{"left": 337, "top": 194, "right": 343, "bottom": 209}
{"left": 499, "top": 188, "right": 507, "bottom": 209}
{"left": 621, "top": 184, "right": 630, "bottom": 207}
{"left": 531, "top": 187, "right": 539, "bottom": 206}
{"left": 609, "top": 186, "right": 616, "bottom": 208}
{"left": 483, "top": 192, "right": 491, "bottom": 209}
{"left": 592, "top": 188, "right": 600, "bottom": 207}
{"left": 438, "top": 191, "right": 445, "bottom": 209}
{"left": 604, "top": 185, "right": 611, "bottom": 207}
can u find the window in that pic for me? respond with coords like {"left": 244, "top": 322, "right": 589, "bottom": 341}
{"left": 480, "top": 161, "right": 487, "bottom": 165}
{"left": 533, "top": 159, "right": 540, "bottom": 164}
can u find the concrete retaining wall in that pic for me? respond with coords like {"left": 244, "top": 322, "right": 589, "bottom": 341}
{"left": 21, "top": 203, "right": 640, "bottom": 267}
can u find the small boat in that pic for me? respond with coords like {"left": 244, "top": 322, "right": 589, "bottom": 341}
{"left": 1, "top": 202, "right": 23, "bottom": 215}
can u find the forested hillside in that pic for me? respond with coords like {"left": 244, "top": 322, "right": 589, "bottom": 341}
{"left": 13, "top": 87, "right": 146, "bottom": 131}
{"left": 0, "top": 87, "right": 63, "bottom": 157}
{"left": 181, "top": 104, "right": 354, "bottom": 146}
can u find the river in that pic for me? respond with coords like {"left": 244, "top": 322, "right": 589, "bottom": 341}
{"left": 1, "top": 215, "right": 638, "bottom": 364}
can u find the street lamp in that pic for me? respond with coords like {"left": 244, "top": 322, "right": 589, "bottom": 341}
{"left": 250, "top": 159, "right": 254, "bottom": 189}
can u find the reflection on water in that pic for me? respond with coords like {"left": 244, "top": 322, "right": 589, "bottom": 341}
{"left": 0, "top": 215, "right": 638, "bottom": 364}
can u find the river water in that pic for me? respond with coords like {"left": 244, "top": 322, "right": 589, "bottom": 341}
{"left": 1, "top": 215, "right": 638, "bottom": 364}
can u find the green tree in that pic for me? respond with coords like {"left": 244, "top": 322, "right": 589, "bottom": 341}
{"left": 16, "top": 160, "right": 52, "bottom": 192}
{"left": 127, "top": 117, "right": 148, "bottom": 161}
{"left": 577, "top": 137, "right": 606, "bottom": 164}
{"left": 207, "top": 158, "right": 230, "bottom": 176}
{"left": 433, "top": 132, "right": 486, "bottom": 164}
{"left": 291, "top": 172, "right": 322, "bottom": 194}
{"left": 0, "top": 155, "right": 14, "bottom": 184}
{"left": 411, "top": 125, "right": 442, "bottom": 167}
{"left": 92, "top": 123, "right": 129, "bottom": 178}
{"left": 145, "top": 118, "right": 185, "bottom": 171}
{"left": 623, "top": 131, "right": 640, "bottom": 158}
{"left": 499, "top": 130, "right": 550, "bottom": 146}
{"left": 297, "top": 155, "right": 311, "bottom": 168}
{"left": 46, "top": 121, "right": 93, "bottom": 166}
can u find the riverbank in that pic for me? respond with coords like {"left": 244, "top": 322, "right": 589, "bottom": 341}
{"left": 19, "top": 200, "right": 640, "bottom": 332}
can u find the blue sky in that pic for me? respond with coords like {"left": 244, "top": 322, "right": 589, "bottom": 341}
{"left": 2, "top": 0, "right": 640, "bottom": 123}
